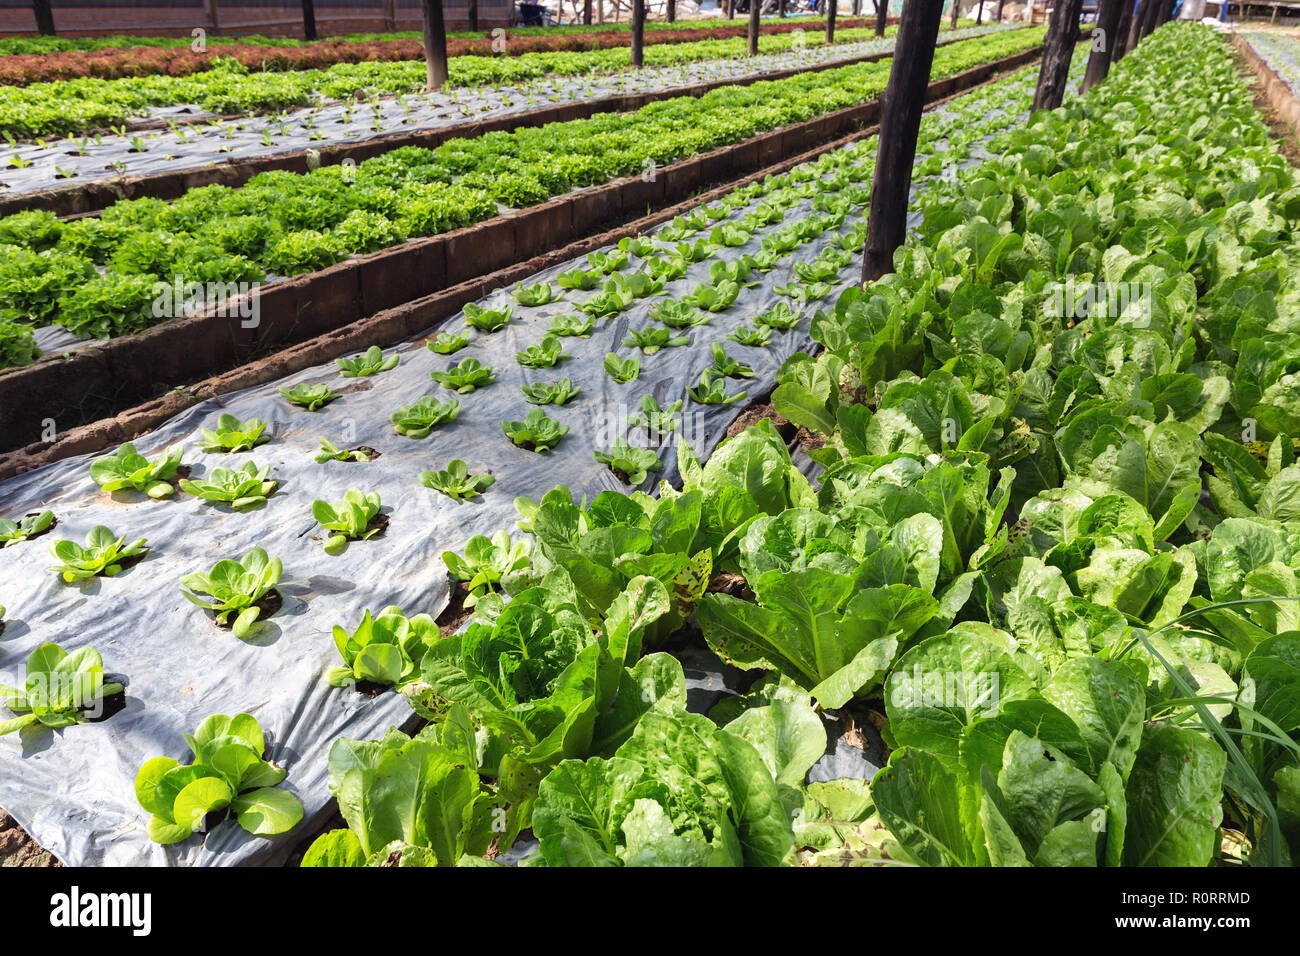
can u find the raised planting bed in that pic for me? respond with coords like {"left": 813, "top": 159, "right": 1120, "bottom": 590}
{"left": 0, "top": 34, "right": 1065, "bottom": 455}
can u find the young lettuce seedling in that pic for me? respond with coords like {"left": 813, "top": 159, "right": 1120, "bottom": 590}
{"left": 431, "top": 357, "right": 496, "bottom": 394}
{"left": 325, "top": 606, "right": 437, "bottom": 689}
{"left": 754, "top": 302, "right": 802, "bottom": 330}
{"left": 547, "top": 314, "right": 595, "bottom": 338}
{"left": 89, "top": 442, "right": 184, "bottom": 499}
{"left": 419, "top": 460, "right": 495, "bottom": 501}
{"left": 311, "top": 490, "right": 383, "bottom": 554}
{"left": 179, "top": 547, "right": 283, "bottom": 637}
{"left": 135, "top": 713, "right": 302, "bottom": 844}
{"left": 623, "top": 327, "right": 689, "bottom": 355}
{"left": 684, "top": 279, "right": 741, "bottom": 313}
{"left": 0, "top": 642, "right": 123, "bottom": 737}
{"left": 0, "top": 509, "right": 55, "bottom": 547}
{"left": 512, "top": 281, "right": 556, "bottom": 306}
{"left": 280, "top": 383, "right": 339, "bottom": 411}
{"left": 464, "top": 303, "right": 512, "bottom": 333}
{"left": 334, "top": 345, "right": 399, "bottom": 377}
{"left": 179, "top": 462, "right": 277, "bottom": 510}
{"left": 556, "top": 267, "right": 602, "bottom": 292}
{"left": 199, "top": 414, "right": 269, "bottom": 453}
{"left": 689, "top": 370, "right": 747, "bottom": 406}
{"left": 728, "top": 324, "right": 773, "bottom": 347}
{"left": 391, "top": 396, "right": 461, "bottom": 438}
{"left": 48, "top": 526, "right": 148, "bottom": 583}
{"left": 650, "top": 299, "right": 711, "bottom": 329}
{"left": 315, "top": 438, "right": 377, "bottom": 463}
{"left": 427, "top": 331, "right": 471, "bottom": 354}
{"left": 521, "top": 377, "right": 581, "bottom": 406}
{"left": 628, "top": 395, "right": 682, "bottom": 434}
{"left": 710, "top": 343, "right": 756, "bottom": 379}
{"left": 579, "top": 280, "right": 636, "bottom": 318}
{"left": 594, "top": 439, "right": 663, "bottom": 485}
{"left": 515, "top": 335, "right": 569, "bottom": 369}
{"left": 603, "top": 352, "right": 641, "bottom": 385}
{"left": 442, "top": 530, "right": 532, "bottom": 607}
{"left": 502, "top": 409, "right": 569, "bottom": 453}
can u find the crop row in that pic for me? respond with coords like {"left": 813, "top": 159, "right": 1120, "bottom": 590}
{"left": 0, "top": 25, "right": 1049, "bottom": 369}
{"left": 0, "top": 18, "right": 892, "bottom": 85}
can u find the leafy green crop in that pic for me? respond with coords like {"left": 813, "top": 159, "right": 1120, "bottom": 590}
{"left": 179, "top": 547, "right": 283, "bottom": 637}
{"left": 391, "top": 396, "right": 461, "bottom": 438}
{"left": 629, "top": 395, "right": 682, "bottom": 435}
{"left": 728, "top": 323, "right": 773, "bottom": 347}
{"left": 709, "top": 343, "right": 755, "bottom": 379}
{"left": 179, "top": 461, "right": 277, "bottom": 510}
{"left": 431, "top": 356, "right": 496, "bottom": 393}
{"left": 135, "top": 713, "right": 303, "bottom": 844}
{"left": 623, "top": 327, "right": 689, "bottom": 355}
{"left": 325, "top": 606, "right": 437, "bottom": 689}
{"left": 754, "top": 302, "right": 802, "bottom": 330}
{"left": 199, "top": 414, "right": 269, "bottom": 453}
{"left": 603, "top": 352, "right": 641, "bottom": 384}
{"left": 335, "top": 345, "right": 399, "bottom": 377}
{"left": 279, "top": 383, "right": 338, "bottom": 411}
{"left": 556, "top": 268, "right": 602, "bottom": 292}
{"left": 521, "top": 377, "right": 581, "bottom": 406}
{"left": 516, "top": 335, "right": 569, "bottom": 369}
{"left": 684, "top": 279, "right": 740, "bottom": 313}
{"left": 442, "top": 530, "right": 533, "bottom": 607}
{"left": 89, "top": 442, "right": 183, "bottom": 499}
{"left": 502, "top": 408, "right": 569, "bottom": 453}
{"left": 650, "top": 299, "right": 711, "bottom": 328}
{"left": 594, "top": 439, "right": 663, "bottom": 485}
{"left": 689, "top": 369, "right": 746, "bottom": 405}
{"left": 314, "top": 438, "right": 376, "bottom": 463}
{"left": 0, "top": 509, "right": 54, "bottom": 547}
{"left": 547, "top": 314, "right": 595, "bottom": 337}
{"left": 420, "top": 460, "right": 496, "bottom": 500}
{"left": 311, "top": 489, "right": 383, "bottom": 554}
{"left": 513, "top": 281, "right": 556, "bottom": 306}
{"left": 464, "top": 303, "right": 512, "bottom": 333}
{"left": 48, "top": 525, "right": 148, "bottom": 582}
{"left": 0, "top": 642, "right": 122, "bottom": 737}
{"left": 427, "top": 331, "right": 471, "bottom": 354}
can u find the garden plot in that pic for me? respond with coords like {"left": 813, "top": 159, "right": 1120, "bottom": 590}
{"left": 0, "top": 24, "right": 1020, "bottom": 200}
{"left": 1242, "top": 30, "right": 1300, "bottom": 98}
{"left": 0, "top": 59, "right": 1056, "bottom": 866}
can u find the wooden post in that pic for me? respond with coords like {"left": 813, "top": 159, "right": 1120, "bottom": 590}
{"left": 876, "top": 0, "right": 888, "bottom": 33}
{"left": 949, "top": 0, "right": 959, "bottom": 28}
{"left": 975, "top": 0, "right": 982, "bottom": 22}
{"left": 729, "top": 0, "right": 736, "bottom": 20}
{"left": 1112, "top": 0, "right": 1134, "bottom": 58}
{"left": 827, "top": 0, "right": 837, "bottom": 39}
{"left": 631, "top": 0, "right": 645, "bottom": 65}
{"left": 748, "top": 0, "right": 761, "bottom": 54}
{"left": 668, "top": 0, "right": 677, "bottom": 20}
{"left": 1124, "top": 0, "right": 1146, "bottom": 51}
{"left": 301, "top": 0, "right": 318, "bottom": 39}
{"left": 584, "top": 0, "right": 593, "bottom": 23}
{"left": 1080, "top": 0, "right": 1121, "bottom": 91}
{"left": 31, "top": 0, "right": 56, "bottom": 35}
{"left": 468, "top": 0, "right": 479, "bottom": 30}
{"left": 1032, "top": 0, "right": 1083, "bottom": 110}
{"left": 421, "top": 0, "right": 449, "bottom": 90}
{"left": 861, "top": 0, "right": 944, "bottom": 283}
{"left": 996, "top": 0, "right": 1005, "bottom": 18}
{"left": 1135, "top": 0, "right": 1161, "bottom": 42}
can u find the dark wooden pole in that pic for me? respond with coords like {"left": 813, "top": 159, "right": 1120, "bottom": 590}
{"left": 876, "top": 0, "right": 888, "bottom": 33}
{"left": 632, "top": 0, "right": 645, "bottom": 66}
{"left": 975, "top": 0, "right": 982, "bottom": 22}
{"left": 729, "top": 0, "right": 736, "bottom": 21}
{"left": 32, "top": 0, "right": 56, "bottom": 35}
{"left": 748, "top": 0, "right": 761, "bottom": 53}
{"left": 1032, "top": 0, "right": 1083, "bottom": 110}
{"left": 1112, "top": 0, "right": 1135, "bottom": 58}
{"left": 421, "top": 0, "right": 449, "bottom": 90}
{"left": 996, "top": 0, "right": 1005, "bottom": 18}
{"left": 1080, "top": 0, "right": 1121, "bottom": 91}
{"left": 301, "top": 0, "right": 318, "bottom": 39}
{"left": 949, "top": 0, "right": 959, "bottom": 28}
{"left": 861, "top": 0, "right": 944, "bottom": 283}
{"left": 584, "top": 0, "right": 593, "bottom": 23}
{"left": 468, "top": 0, "right": 479, "bottom": 30}
{"left": 1135, "top": 0, "right": 1162, "bottom": 42}
{"left": 1124, "top": 0, "right": 1147, "bottom": 52}
{"left": 1155, "top": 0, "right": 1177, "bottom": 25}
{"left": 668, "top": 0, "right": 677, "bottom": 20}
{"left": 827, "top": 0, "right": 837, "bottom": 39}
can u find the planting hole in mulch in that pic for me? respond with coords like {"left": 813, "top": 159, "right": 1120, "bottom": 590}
{"left": 212, "top": 588, "right": 283, "bottom": 631}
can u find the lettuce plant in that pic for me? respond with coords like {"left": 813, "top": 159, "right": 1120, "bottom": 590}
{"left": 325, "top": 606, "right": 437, "bottom": 690}
{"left": 629, "top": 395, "right": 681, "bottom": 434}
{"left": 512, "top": 281, "right": 556, "bottom": 306}
{"left": 135, "top": 713, "right": 303, "bottom": 844}
{"left": 728, "top": 324, "right": 772, "bottom": 347}
{"left": 464, "top": 303, "right": 511, "bottom": 333}
{"left": 689, "top": 370, "right": 746, "bottom": 405}
{"left": 442, "top": 530, "right": 532, "bottom": 606}
{"left": 754, "top": 302, "right": 802, "bottom": 330}
{"left": 179, "top": 547, "right": 283, "bottom": 637}
{"left": 391, "top": 396, "right": 460, "bottom": 438}
{"left": 547, "top": 314, "right": 595, "bottom": 337}
{"left": 335, "top": 345, "right": 399, "bottom": 377}
{"left": 420, "top": 460, "right": 495, "bottom": 500}
{"left": 502, "top": 409, "right": 569, "bottom": 453}
{"left": 179, "top": 462, "right": 277, "bottom": 510}
{"left": 431, "top": 357, "right": 495, "bottom": 394}
{"left": 0, "top": 642, "right": 122, "bottom": 736}
{"left": 709, "top": 343, "right": 755, "bottom": 379}
{"left": 643, "top": 254, "right": 689, "bottom": 281}
{"left": 280, "top": 383, "right": 338, "bottom": 411}
{"left": 585, "top": 249, "right": 628, "bottom": 274}
{"left": 594, "top": 440, "right": 663, "bottom": 485}
{"left": 579, "top": 281, "right": 636, "bottom": 318}
{"left": 650, "top": 299, "right": 711, "bottom": 328}
{"left": 48, "top": 525, "right": 148, "bottom": 582}
{"left": 516, "top": 335, "right": 569, "bottom": 369}
{"left": 708, "top": 257, "right": 758, "bottom": 286}
{"left": 427, "top": 331, "right": 471, "bottom": 354}
{"left": 684, "top": 279, "right": 740, "bottom": 313}
{"left": 556, "top": 267, "right": 602, "bottom": 291}
{"left": 199, "top": 414, "right": 269, "bottom": 453}
{"left": 0, "top": 509, "right": 54, "bottom": 547}
{"left": 671, "top": 239, "right": 713, "bottom": 263}
{"left": 616, "top": 271, "right": 666, "bottom": 300}
{"left": 603, "top": 352, "right": 641, "bottom": 384}
{"left": 312, "top": 489, "right": 383, "bottom": 554}
{"left": 315, "top": 438, "right": 376, "bottom": 463}
{"left": 521, "top": 378, "right": 581, "bottom": 406}
{"left": 89, "top": 442, "right": 183, "bottom": 499}
{"left": 623, "top": 327, "right": 689, "bottom": 355}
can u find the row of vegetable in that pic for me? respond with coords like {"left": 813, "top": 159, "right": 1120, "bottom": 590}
{"left": 0, "top": 25, "right": 1047, "bottom": 370}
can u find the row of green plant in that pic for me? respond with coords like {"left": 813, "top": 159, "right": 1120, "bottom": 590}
{"left": 0, "top": 25, "right": 1047, "bottom": 366}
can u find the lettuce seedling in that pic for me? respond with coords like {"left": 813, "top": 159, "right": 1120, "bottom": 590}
{"left": 135, "top": 713, "right": 302, "bottom": 844}
{"left": 431, "top": 357, "right": 496, "bottom": 394}
{"left": 512, "top": 281, "right": 556, "bottom": 306}
{"left": 427, "top": 331, "right": 471, "bottom": 354}
{"left": 710, "top": 343, "right": 756, "bottom": 379}
{"left": 391, "top": 396, "right": 461, "bottom": 438}
{"left": 516, "top": 335, "right": 569, "bottom": 369}
{"left": 464, "top": 303, "right": 511, "bottom": 333}
{"left": 547, "top": 314, "right": 595, "bottom": 337}
{"left": 420, "top": 460, "right": 496, "bottom": 500}
{"left": 580, "top": 280, "right": 636, "bottom": 317}
{"left": 522, "top": 378, "right": 581, "bottom": 406}
{"left": 650, "top": 299, "right": 711, "bottom": 329}
{"left": 623, "top": 327, "right": 689, "bottom": 355}
{"left": 311, "top": 489, "right": 383, "bottom": 554}
{"left": 643, "top": 254, "right": 690, "bottom": 282}
{"left": 89, "top": 442, "right": 183, "bottom": 499}
{"left": 775, "top": 281, "right": 831, "bottom": 303}
{"left": 794, "top": 258, "right": 840, "bottom": 283}
{"left": 684, "top": 279, "right": 740, "bottom": 313}
{"left": 617, "top": 236, "right": 659, "bottom": 258}
{"left": 585, "top": 249, "right": 629, "bottom": 274}
{"left": 0, "top": 509, "right": 54, "bottom": 547}
{"left": 628, "top": 395, "right": 682, "bottom": 434}
{"left": 672, "top": 239, "right": 714, "bottom": 263}
{"left": 556, "top": 267, "right": 602, "bottom": 291}
{"left": 48, "top": 525, "right": 148, "bottom": 583}
{"left": 179, "top": 462, "right": 277, "bottom": 510}
{"left": 280, "top": 383, "right": 338, "bottom": 411}
{"left": 689, "top": 370, "right": 747, "bottom": 405}
{"left": 180, "top": 547, "right": 283, "bottom": 637}
{"left": 0, "top": 642, "right": 122, "bottom": 736}
{"left": 594, "top": 439, "right": 663, "bottom": 485}
{"left": 315, "top": 438, "right": 376, "bottom": 463}
{"left": 604, "top": 352, "right": 641, "bottom": 384}
{"left": 442, "top": 530, "right": 532, "bottom": 606}
{"left": 335, "top": 345, "right": 399, "bottom": 377}
{"left": 616, "top": 271, "right": 666, "bottom": 300}
{"left": 502, "top": 408, "right": 569, "bottom": 453}
{"left": 325, "top": 606, "right": 437, "bottom": 689}
{"left": 199, "top": 414, "right": 269, "bottom": 453}
{"left": 754, "top": 302, "right": 802, "bottom": 330}
{"left": 709, "top": 257, "right": 759, "bottom": 287}
{"left": 728, "top": 324, "right": 773, "bottom": 347}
